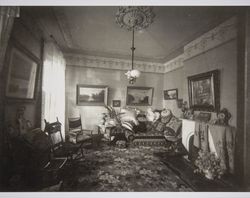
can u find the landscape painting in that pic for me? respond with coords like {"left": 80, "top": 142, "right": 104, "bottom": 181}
{"left": 77, "top": 85, "right": 108, "bottom": 106}
{"left": 126, "top": 86, "right": 154, "bottom": 106}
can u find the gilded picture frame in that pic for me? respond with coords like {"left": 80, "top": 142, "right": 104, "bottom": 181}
{"left": 188, "top": 70, "right": 220, "bottom": 112}
{"left": 77, "top": 85, "right": 108, "bottom": 106}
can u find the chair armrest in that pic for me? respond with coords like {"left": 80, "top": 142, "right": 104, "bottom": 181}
{"left": 82, "top": 129, "right": 93, "bottom": 136}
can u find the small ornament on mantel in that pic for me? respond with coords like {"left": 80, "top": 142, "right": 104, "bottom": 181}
{"left": 179, "top": 101, "right": 194, "bottom": 120}
{"left": 210, "top": 108, "right": 232, "bottom": 125}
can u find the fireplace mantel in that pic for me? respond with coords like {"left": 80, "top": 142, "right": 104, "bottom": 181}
{"left": 181, "top": 119, "right": 236, "bottom": 173}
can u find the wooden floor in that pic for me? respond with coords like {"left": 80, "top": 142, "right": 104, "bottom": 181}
{"left": 161, "top": 154, "right": 240, "bottom": 192}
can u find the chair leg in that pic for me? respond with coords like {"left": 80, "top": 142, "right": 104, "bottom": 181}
{"left": 80, "top": 147, "right": 84, "bottom": 159}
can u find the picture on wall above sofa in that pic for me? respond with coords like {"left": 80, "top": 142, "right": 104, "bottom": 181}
{"left": 188, "top": 69, "right": 220, "bottom": 112}
{"left": 77, "top": 84, "right": 108, "bottom": 106}
{"left": 126, "top": 86, "right": 154, "bottom": 106}
{"left": 164, "top": 89, "right": 178, "bottom": 100}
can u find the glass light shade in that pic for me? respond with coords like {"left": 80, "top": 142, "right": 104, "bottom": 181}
{"left": 130, "top": 69, "right": 141, "bottom": 78}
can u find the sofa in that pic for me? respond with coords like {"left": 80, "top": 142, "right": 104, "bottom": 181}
{"left": 103, "top": 107, "right": 184, "bottom": 150}
{"left": 126, "top": 108, "right": 183, "bottom": 147}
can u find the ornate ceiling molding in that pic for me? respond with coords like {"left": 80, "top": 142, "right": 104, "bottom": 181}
{"left": 163, "top": 17, "right": 237, "bottom": 74}
{"left": 164, "top": 54, "right": 184, "bottom": 73}
{"left": 184, "top": 17, "right": 237, "bottom": 60}
{"left": 115, "top": 6, "right": 155, "bottom": 31}
{"left": 65, "top": 53, "right": 165, "bottom": 74}
{"left": 65, "top": 17, "right": 237, "bottom": 75}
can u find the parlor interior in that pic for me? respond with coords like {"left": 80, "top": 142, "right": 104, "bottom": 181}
{"left": 0, "top": 6, "right": 250, "bottom": 192}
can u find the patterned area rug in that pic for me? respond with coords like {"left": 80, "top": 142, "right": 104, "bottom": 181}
{"left": 61, "top": 145, "right": 193, "bottom": 192}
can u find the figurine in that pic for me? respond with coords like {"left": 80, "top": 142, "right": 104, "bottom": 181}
{"left": 215, "top": 108, "right": 231, "bottom": 125}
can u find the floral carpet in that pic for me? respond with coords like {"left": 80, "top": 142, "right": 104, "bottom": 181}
{"left": 61, "top": 144, "right": 193, "bottom": 192}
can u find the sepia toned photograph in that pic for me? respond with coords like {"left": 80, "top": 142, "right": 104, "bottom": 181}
{"left": 0, "top": 3, "right": 250, "bottom": 198}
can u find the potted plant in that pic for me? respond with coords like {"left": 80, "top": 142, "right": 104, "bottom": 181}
{"left": 194, "top": 150, "right": 225, "bottom": 180}
{"left": 102, "top": 106, "right": 131, "bottom": 144}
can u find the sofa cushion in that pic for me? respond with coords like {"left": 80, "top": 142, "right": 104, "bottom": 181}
{"left": 153, "top": 121, "right": 166, "bottom": 132}
{"left": 164, "top": 116, "right": 182, "bottom": 140}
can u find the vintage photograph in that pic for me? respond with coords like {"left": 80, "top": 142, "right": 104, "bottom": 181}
{"left": 126, "top": 86, "right": 154, "bottom": 106}
{"left": 164, "top": 88, "right": 178, "bottom": 100}
{"left": 0, "top": 4, "right": 249, "bottom": 197}
{"left": 77, "top": 85, "right": 108, "bottom": 106}
{"left": 6, "top": 45, "right": 38, "bottom": 100}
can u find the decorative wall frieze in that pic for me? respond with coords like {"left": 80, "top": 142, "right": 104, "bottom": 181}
{"left": 163, "top": 17, "right": 237, "bottom": 74}
{"left": 163, "top": 54, "right": 184, "bottom": 73}
{"left": 184, "top": 17, "right": 237, "bottom": 60}
{"left": 65, "top": 53, "right": 165, "bottom": 73}
{"left": 65, "top": 17, "right": 237, "bottom": 75}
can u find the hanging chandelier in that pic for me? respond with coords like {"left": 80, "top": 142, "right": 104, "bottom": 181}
{"left": 115, "top": 6, "right": 155, "bottom": 84}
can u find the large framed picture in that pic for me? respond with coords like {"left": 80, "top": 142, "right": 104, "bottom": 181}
{"left": 188, "top": 70, "right": 220, "bottom": 112}
{"left": 126, "top": 86, "right": 154, "bottom": 106}
{"left": 77, "top": 85, "right": 108, "bottom": 106}
{"left": 5, "top": 44, "right": 39, "bottom": 100}
{"left": 164, "top": 88, "right": 178, "bottom": 100}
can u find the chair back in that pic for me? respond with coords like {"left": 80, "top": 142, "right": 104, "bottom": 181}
{"left": 44, "top": 118, "right": 64, "bottom": 153}
{"left": 68, "top": 116, "right": 83, "bottom": 133}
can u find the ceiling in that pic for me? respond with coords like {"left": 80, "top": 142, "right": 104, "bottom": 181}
{"left": 23, "top": 6, "right": 240, "bottom": 63}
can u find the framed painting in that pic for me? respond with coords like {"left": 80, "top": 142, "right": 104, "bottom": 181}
{"left": 112, "top": 100, "right": 121, "bottom": 107}
{"left": 126, "top": 86, "right": 154, "bottom": 106}
{"left": 5, "top": 44, "right": 39, "bottom": 100}
{"left": 188, "top": 70, "right": 220, "bottom": 112}
{"left": 77, "top": 85, "right": 108, "bottom": 106}
{"left": 164, "top": 88, "right": 178, "bottom": 100}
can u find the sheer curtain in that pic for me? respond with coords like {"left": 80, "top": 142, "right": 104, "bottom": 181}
{"left": 41, "top": 42, "right": 66, "bottom": 138}
{"left": 0, "top": 6, "right": 19, "bottom": 72}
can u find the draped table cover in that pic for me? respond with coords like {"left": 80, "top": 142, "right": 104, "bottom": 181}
{"left": 182, "top": 119, "right": 236, "bottom": 174}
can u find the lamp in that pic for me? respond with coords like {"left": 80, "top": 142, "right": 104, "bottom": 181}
{"left": 115, "top": 6, "right": 155, "bottom": 84}
{"left": 125, "top": 27, "right": 141, "bottom": 84}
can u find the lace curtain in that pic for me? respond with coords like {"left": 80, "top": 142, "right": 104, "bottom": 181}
{"left": 0, "top": 6, "right": 19, "bottom": 72}
{"left": 41, "top": 42, "right": 66, "bottom": 138}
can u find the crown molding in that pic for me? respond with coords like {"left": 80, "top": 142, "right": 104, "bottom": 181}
{"left": 164, "top": 54, "right": 184, "bottom": 73}
{"left": 184, "top": 17, "right": 237, "bottom": 60}
{"left": 163, "top": 17, "right": 237, "bottom": 74}
{"left": 65, "top": 17, "right": 237, "bottom": 75}
{"left": 65, "top": 53, "right": 166, "bottom": 73}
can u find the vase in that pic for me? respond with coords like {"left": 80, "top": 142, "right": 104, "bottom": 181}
{"left": 204, "top": 170, "right": 214, "bottom": 180}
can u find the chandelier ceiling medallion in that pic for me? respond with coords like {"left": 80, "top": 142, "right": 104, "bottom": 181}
{"left": 115, "top": 6, "right": 155, "bottom": 84}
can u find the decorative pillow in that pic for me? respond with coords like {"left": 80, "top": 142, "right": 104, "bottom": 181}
{"left": 153, "top": 120, "right": 165, "bottom": 132}
{"left": 153, "top": 111, "right": 161, "bottom": 122}
{"left": 146, "top": 107, "right": 155, "bottom": 122}
{"left": 161, "top": 109, "right": 172, "bottom": 117}
{"left": 120, "top": 108, "right": 138, "bottom": 126}
{"left": 160, "top": 109, "right": 172, "bottom": 123}
{"left": 164, "top": 116, "right": 182, "bottom": 138}
{"left": 161, "top": 116, "right": 172, "bottom": 124}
